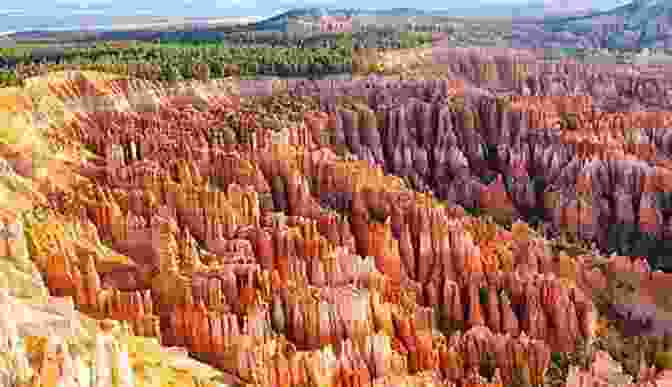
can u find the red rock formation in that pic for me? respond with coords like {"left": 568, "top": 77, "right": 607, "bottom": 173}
{"left": 37, "top": 76, "right": 672, "bottom": 387}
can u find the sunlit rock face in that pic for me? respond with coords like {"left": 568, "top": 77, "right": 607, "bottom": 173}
{"left": 16, "top": 71, "right": 672, "bottom": 387}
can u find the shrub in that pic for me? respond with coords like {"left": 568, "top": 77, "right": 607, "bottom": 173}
{"left": 479, "top": 286, "right": 489, "bottom": 305}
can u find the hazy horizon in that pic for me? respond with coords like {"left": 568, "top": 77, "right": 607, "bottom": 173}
{"left": 0, "top": 0, "right": 632, "bottom": 33}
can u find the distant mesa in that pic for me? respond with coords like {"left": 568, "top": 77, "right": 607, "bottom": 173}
{"left": 4, "top": 1, "right": 669, "bottom": 47}
{"left": 536, "top": 0, "right": 672, "bottom": 48}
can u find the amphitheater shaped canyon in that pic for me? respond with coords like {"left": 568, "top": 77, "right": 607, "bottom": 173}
{"left": 2, "top": 34, "right": 672, "bottom": 387}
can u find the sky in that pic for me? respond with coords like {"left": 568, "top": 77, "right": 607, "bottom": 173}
{"left": 0, "top": 0, "right": 632, "bottom": 32}
{"left": 6, "top": 0, "right": 631, "bottom": 16}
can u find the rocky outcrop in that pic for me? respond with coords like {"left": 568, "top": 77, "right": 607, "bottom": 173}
{"left": 429, "top": 46, "right": 672, "bottom": 110}
{"left": 18, "top": 72, "right": 672, "bottom": 387}
{"left": 563, "top": 349, "right": 672, "bottom": 387}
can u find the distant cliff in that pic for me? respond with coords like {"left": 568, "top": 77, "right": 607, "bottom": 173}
{"left": 518, "top": 0, "right": 672, "bottom": 48}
